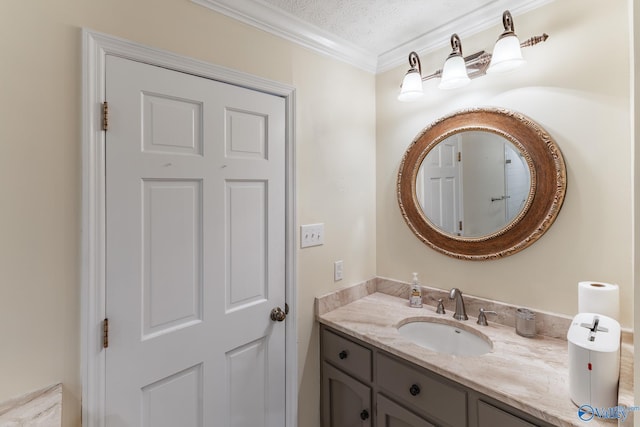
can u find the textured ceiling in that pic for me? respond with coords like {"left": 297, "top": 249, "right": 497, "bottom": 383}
{"left": 261, "top": 0, "right": 495, "bottom": 56}
{"left": 192, "top": 0, "right": 555, "bottom": 73}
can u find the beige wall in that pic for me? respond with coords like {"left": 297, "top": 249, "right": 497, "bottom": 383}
{"left": 293, "top": 47, "right": 377, "bottom": 427}
{"left": 377, "top": 0, "right": 633, "bottom": 329}
{"left": 0, "top": 1, "right": 376, "bottom": 426}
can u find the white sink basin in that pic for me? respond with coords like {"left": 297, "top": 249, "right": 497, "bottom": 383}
{"left": 398, "top": 320, "right": 492, "bottom": 356}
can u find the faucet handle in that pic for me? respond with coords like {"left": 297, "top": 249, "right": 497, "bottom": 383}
{"left": 477, "top": 308, "right": 497, "bottom": 326}
{"left": 436, "top": 298, "right": 446, "bottom": 314}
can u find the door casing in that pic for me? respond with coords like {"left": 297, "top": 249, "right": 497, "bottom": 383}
{"left": 81, "top": 29, "right": 297, "bottom": 427}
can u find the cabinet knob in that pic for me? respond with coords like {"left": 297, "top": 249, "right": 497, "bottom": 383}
{"left": 409, "top": 384, "right": 421, "bottom": 396}
{"left": 338, "top": 350, "right": 348, "bottom": 360}
{"left": 360, "top": 409, "right": 369, "bottom": 420}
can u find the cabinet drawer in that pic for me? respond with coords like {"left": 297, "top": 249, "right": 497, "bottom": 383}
{"left": 322, "top": 329, "right": 372, "bottom": 382}
{"left": 477, "top": 401, "right": 537, "bottom": 427}
{"left": 377, "top": 353, "right": 467, "bottom": 427}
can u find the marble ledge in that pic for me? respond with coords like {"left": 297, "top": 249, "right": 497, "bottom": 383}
{"left": 0, "top": 383, "right": 62, "bottom": 427}
{"left": 317, "top": 277, "right": 633, "bottom": 342}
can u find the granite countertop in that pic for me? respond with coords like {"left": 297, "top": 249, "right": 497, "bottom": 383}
{"left": 317, "top": 291, "right": 634, "bottom": 427}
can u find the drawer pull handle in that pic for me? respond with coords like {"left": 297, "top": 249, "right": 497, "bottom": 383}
{"left": 360, "top": 409, "right": 369, "bottom": 420}
{"left": 409, "top": 384, "right": 421, "bottom": 396}
{"left": 338, "top": 350, "right": 348, "bottom": 360}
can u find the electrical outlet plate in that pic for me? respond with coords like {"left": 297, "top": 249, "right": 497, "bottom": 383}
{"left": 334, "top": 260, "right": 343, "bottom": 281}
{"left": 300, "top": 223, "right": 324, "bottom": 248}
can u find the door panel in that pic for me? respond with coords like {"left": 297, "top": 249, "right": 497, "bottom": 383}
{"left": 142, "top": 180, "right": 203, "bottom": 339}
{"left": 226, "top": 180, "right": 267, "bottom": 310}
{"left": 226, "top": 109, "right": 267, "bottom": 158}
{"left": 142, "top": 364, "right": 203, "bottom": 427}
{"left": 227, "top": 338, "right": 267, "bottom": 427}
{"left": 142, "top": 93, "right": 203, "bottom": 156}
{"left": 105, "top": 55, "right": 286, "bottom": 426}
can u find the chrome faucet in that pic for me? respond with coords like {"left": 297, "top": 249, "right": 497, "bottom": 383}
{"left": 449, "top": 288, "right": 468, "bottom": 320}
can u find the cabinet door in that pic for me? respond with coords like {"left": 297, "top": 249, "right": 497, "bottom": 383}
{"left": 477, "top": 401, "right": 538, "bottom": 427}
{"left": 322, "top": 362, "right": 372, "bottom": 427}
{"left": 377, "top": 394, "right": 436, "bottom": 427}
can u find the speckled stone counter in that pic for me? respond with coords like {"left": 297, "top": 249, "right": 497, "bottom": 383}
{"left": 316, "top": 284, "right": 634, "bottom": 427}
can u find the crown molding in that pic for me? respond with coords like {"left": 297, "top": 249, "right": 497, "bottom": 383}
{"left": 192, "top": 0, "right": 555, "bottom": 75}
{"left": 192, "top": 0, "right": 378, "bottom": 73}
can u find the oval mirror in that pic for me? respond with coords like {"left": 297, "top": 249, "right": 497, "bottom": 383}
{"left": 398, "top": 108, "right": 566, "bottom": 260}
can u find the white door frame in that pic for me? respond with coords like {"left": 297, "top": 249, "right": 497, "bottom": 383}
{"left": 81, "top": 29, "right": 297, "bottom": 427}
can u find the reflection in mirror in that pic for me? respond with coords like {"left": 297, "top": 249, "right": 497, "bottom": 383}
{"left": 416, "top": 131, "right": 531, "bottom": 238}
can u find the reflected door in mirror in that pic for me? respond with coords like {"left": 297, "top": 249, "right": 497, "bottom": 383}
{"left": 417, "top": 136, "right": 461, "bottom": 236}
{"left": 418, "top": 131, "right": 531, "bottom": 238}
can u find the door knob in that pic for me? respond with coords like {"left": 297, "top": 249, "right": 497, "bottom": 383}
{"left": 270, "top": 306, "right": 287, "bottom": 322}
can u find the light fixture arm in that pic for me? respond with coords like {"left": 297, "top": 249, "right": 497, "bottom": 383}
{"left": 501, "top": 10, "right": 516, "bottom": 37}
{"left": 448, "top": 33, "right": 463, "bottom": 58}
{"left": 521, "top": 33, "right": 549, "bottom": 48}
{"left": 408, "top": 51, "right": 422, "bottom": 76}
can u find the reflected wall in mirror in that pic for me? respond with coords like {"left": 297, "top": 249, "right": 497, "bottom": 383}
{"left": 416, "top": 131, "right": 532, "bottom": 238}
{"left": 398, "top": 108, "right": 566, "bottom": 260}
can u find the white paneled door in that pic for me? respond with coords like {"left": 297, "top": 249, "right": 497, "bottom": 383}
{"left": 104, "top": 55, "right": 286, "bottom": 427}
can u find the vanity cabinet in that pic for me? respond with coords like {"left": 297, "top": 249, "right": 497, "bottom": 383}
{"left": 321, "top": 325, "right": 554, "bottom": 427}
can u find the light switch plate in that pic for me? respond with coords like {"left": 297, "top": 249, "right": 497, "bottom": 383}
{"left": 300, "top": 223, "right": 324, "bottom": 248}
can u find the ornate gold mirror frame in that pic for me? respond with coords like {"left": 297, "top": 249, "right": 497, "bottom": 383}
{"left": 397, "top": 108, "right": 567, "bottom": 260}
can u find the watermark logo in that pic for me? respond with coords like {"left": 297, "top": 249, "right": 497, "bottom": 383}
{"left": 577, "top": 404, "right": 640, "bottom": 422}
{"left": 578, "top": 405, "right": 594, "bottom": 422}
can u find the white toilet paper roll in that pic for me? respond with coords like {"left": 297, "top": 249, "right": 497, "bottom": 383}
{"left": 578, "top": 281, "right": 619, "bottom": 320}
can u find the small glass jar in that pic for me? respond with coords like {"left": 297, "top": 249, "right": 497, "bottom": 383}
{"left": 515, "top": 308, "right": 536, "bottom": 338}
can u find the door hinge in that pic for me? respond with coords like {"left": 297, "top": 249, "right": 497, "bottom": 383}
{"left": 103, "top": 318, "right": 109, "bottom": 349}
{"left": 102, "top": 102, "right": 109, "bottom": 131}
{"left": 459, "top": 221, "right": 463, "bottom": 231}
{"left": 457, "top": 151, "right": 461, "bottom": 162}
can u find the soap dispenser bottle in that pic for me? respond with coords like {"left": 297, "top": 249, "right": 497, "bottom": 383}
{"left": 409, "top": 272, "right": 423, "bottom": 308}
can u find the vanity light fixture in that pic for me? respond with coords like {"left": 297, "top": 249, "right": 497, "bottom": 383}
{"left": 398, "top": 10, "right": 548, "bottom": 102}
{"left": 487, "top": 11, "right": 526, "bottom": 73}
{"left": 438, "top": 34, "right": 470, "bottom": 90}
{"left": 398, "top": 52, "right": 424, "bottom": 102}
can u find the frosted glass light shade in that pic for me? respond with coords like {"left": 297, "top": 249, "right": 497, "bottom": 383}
{"left": 487, "top": 35, "right": 526, "bottom": 73}
{"left": 398, "top": 70, "right": 424, "bottom": 101}
{"left": 438, "top": 55, "right": 470, "bottom": 90}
